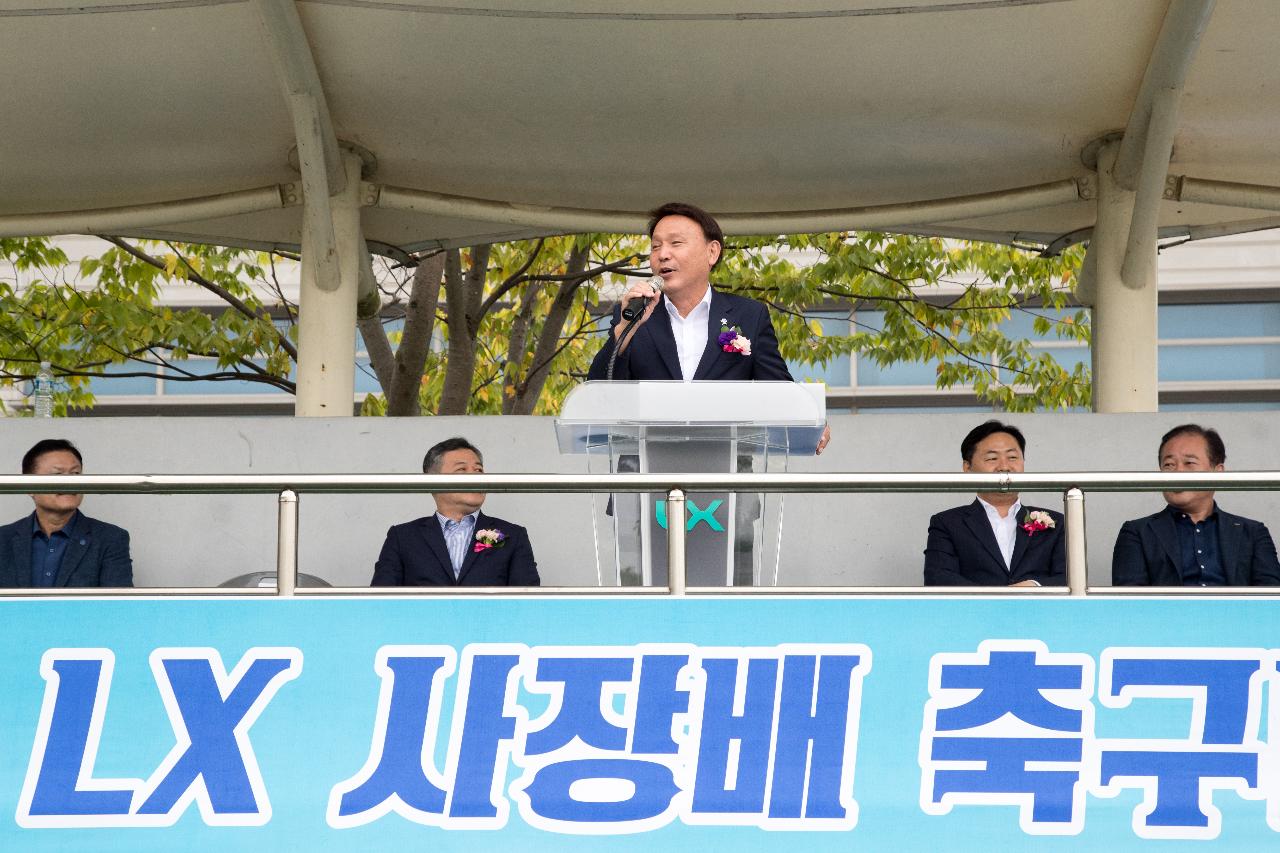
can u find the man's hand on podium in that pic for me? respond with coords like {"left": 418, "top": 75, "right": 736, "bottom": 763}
{"left": 817, "top": 423, "right": 831, "bottom": 455}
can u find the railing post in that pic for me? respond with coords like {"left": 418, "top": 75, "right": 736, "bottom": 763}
{"left": 1064, "top": 487, "right": 1087, "bottom": 596}
{"left": 276, "top": 489, "right": 299, "bottom": 596}
{"left": 666, "top": 487, "right": 687, "bottom": 596}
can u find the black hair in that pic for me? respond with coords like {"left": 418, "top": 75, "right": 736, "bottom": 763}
{"left": 422, "top": 437, "right": 483, "bottom": 473}
{"left": 22, "top": 438, "right": 83, "bottom": 474}
{"left": 647, "top": 201, "right": 725, "bottom": 270}
{"left": 960, "top": 420, "right": 1026, "bottom": 463}
{"left": 1159, "top": 423, "right": 1226, "bottom": 467}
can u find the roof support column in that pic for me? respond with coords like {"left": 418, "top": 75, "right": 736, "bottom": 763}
{"left": 1089, "top": 140, "right": 1158, "bottom": 413}
{"left": 295, "top": 150, "right": 363, "bottom": 416}
{"left": 1086, "top": 0, "right": 1214, "bottom": 412}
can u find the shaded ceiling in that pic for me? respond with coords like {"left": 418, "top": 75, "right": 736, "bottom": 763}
{"left": 3, "top": 0, "right": 1279, "bottom": 254}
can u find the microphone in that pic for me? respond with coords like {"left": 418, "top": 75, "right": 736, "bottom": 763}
{"left": 621, "top": 276, "right": 664, "bottom": 321}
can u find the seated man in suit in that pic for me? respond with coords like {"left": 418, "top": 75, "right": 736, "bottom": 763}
{"left": 924, "top": 421, "right": 1065, "bottom": 586}
{"left": 372, "top": 437, "right": 540, "bottom": 587}
{"left": 587, "top": 200, "right": 830, "bottom": 454}
{"left": 1112, "top": 424, "right": 1280, "bottom": 586}
{"left": 0, "top": 438, "right": 133, "bottom": 587}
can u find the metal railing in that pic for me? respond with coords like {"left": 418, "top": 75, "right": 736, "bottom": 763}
{"left": 5, "top": 470, "right": 1280, "bottom": 597}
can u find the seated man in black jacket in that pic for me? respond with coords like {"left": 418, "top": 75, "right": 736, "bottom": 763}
{"left": 372, "top": 437, "right": 540, "bottom": 587}
{"left": 924, "top": 421, "right": 1065, "bottom": 587}
{"left": 1112, "top": 424, "right": 1280, "bottom": 586}
{"left": 0, "top": 439, "right": 133, "bottom": 588}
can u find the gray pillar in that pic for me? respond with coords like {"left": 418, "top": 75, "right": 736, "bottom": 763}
{"left": 295, "top": 151, "right": 363, "bottom": 416}
{"left": 1090, "top": 141, "right": 1159, "bottom": 413}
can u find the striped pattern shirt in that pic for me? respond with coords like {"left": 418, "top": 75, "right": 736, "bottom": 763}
{"left": 437, "top": 511, "right": 478, "bottom": 578}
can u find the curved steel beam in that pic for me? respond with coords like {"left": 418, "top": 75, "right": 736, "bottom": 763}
{"left": 1113, "top": 1, "right": 1216, "bottom": 288}
{"left": 9, "top": 172, "right": 1278, "bottom": 253}
{"left": 1113, "top": 0, "right": 1216, "bottom": 190}
{"left": 1120, "top": 88, "right": 1181, "bottom": 287}
{"left": 1176, "top": 176, "right": 1280, "bottom": 212}
{"left": 255, "top": 0, "right": 345, "bottom": 292}
{"left": 1045, "top": 215, "right": 1280, "bottom": 258}
{"left": 253, "top": 0, "right": 345, "bottom": 195}
{"left": 1043, "top": 174, "right": 1280, "bottom": 256}
{"left": 374, "top": 179, "right": 1084, "bottom": 236}
{"left": 0, "top": 185, "right": 294, "bottom": 239}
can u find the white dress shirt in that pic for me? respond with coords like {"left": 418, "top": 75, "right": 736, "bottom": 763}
{"left": 663, "top": 286, "right": 712, "bottom": 381}
{"left": 978, "top": 497, "right": 1022, "bottom": 569}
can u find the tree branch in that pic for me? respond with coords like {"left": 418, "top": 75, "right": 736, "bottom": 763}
{"left": 267, "top": 252, "right": 298, "bottom": 325}
{"left": 522, "top": 254, "right": 643, "bottom": 283}
{"left": 102, "top": 237, "right": 298, "bottom": 362}
{"left": 509, "top": 244, "right": 592, "bottom": 414}
{"left": 478, "top": 238, "right": 545, "bottom": 318}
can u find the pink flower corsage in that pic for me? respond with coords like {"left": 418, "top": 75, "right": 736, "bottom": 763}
{"left": 717, "top": 319, "right": 752, "bottom": 356}
{"left": 473, "top": 528, "right": 507, "bottom": 553}
{"left": 1021, "top": 510, "right": 1056, "bottom": 536}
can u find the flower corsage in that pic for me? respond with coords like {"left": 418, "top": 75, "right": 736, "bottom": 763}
{"left": 1020, "top": 510, "right": 1056, "bottom": 536}
{"left": 717, "top": 319, "right": 752, "bottom": 356}
{"left": 473, "top": 529, "right": 507, "bottom": 553}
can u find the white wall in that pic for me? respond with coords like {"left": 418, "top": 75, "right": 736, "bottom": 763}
{"left": 2, "top": 412, "right": 1278, "bottom": 588}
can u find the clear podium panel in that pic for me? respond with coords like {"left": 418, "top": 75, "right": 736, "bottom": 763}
{"left": 585, "top": 427, "right": 785, "bottom": 587}
{"left": 559, "top": 381, "right": 823, "bottom": 588}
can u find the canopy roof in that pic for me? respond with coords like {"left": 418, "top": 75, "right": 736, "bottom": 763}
{"left": 4, "top": 0, "right": 1279, "bottom": 253}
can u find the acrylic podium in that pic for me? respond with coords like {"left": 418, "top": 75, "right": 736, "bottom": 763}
{"left": 555, "top": 381, "right": 825, "bottom": 587}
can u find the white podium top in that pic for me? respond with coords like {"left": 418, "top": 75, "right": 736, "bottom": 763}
{"left": 560, "top": 380, "right": 825, "bottom": 425}
{"left": 555, "top": 381, "right": 826, "bottom": 454}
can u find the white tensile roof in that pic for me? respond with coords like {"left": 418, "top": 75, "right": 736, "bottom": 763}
{"left": 2, "top": 0, "right": 1277, "bottom": 254}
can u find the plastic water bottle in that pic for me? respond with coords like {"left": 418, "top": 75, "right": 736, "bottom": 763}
{"left": 32, "top": 361, "right": 54, "bottom": 418}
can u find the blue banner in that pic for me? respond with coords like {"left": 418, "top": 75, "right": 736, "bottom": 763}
{"left": 2, "top": 596, "right": 1279, "bottom": 850}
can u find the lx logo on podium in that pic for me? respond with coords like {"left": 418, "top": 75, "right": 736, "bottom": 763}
{"left": 654, "top": 498, "right": 724, "bottom": 532}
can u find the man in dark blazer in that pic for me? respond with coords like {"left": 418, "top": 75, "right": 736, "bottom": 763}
{"left": 1113, "top": 424, "right": 1280, "bottom": 586}
{"left": 587, "top": 201, "right": 830, "bottom": 454}
{"left": 0, "top": 438, "right": 133, "bottom": 588}
{"left": 924, "top": 421, "right": 1065, "bottom": 586}
{"left": 372, "top": 437, "right": 540, "bottom": 587}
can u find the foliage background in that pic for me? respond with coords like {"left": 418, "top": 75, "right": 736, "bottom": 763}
{"left": 1, "top": 233, "right": 1087, "bottom": 416}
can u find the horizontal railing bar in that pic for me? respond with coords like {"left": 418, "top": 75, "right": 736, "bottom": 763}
{"left": 298, "top": 585, "right": 1065, "bottom": 596}
{"left": 682, "top": 585, "right": 1071, "bottom": 595}
{"left": 4, "top": 587, "right": 1275, "bottom": 599}
{"left": 1088, "top": 586, "right": 1280, "bottom": 596}
{"left": 298, "top": 586, "right": 670, "bottom": 596}
{"left": 0, "top": 588, "right": 277, "bottom": 598}
{"left": 5, "top": 471, "right": 1280, "bottom": 495}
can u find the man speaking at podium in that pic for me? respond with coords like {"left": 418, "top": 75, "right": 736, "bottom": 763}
{"left": 588, "top": 201, "right": 830, "bottom": 453}
{"left": 585, "top": 202, "right": 828, "bottom": 587}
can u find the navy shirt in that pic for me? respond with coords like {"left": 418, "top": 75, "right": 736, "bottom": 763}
{"left": 1170, "top": 505, "right": 1226, "bottom": 586}
{"left": 30, "top": 511, "right": 78, "bottom": 588}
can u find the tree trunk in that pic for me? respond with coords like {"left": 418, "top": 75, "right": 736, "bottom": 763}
{"left": 358, "top": 252, "right": 446, "bottom": 415}
{"left": 385, "top": 253, "right": 446, "bottom": 415}
{"left": 438, "top": 244, "right": 490, "bottom": 414}
{"left": 357, "top": 250, "right": 396, "bottom": 395}
{"left": 357, "top": 310, "right": 396, "bottom": 395}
